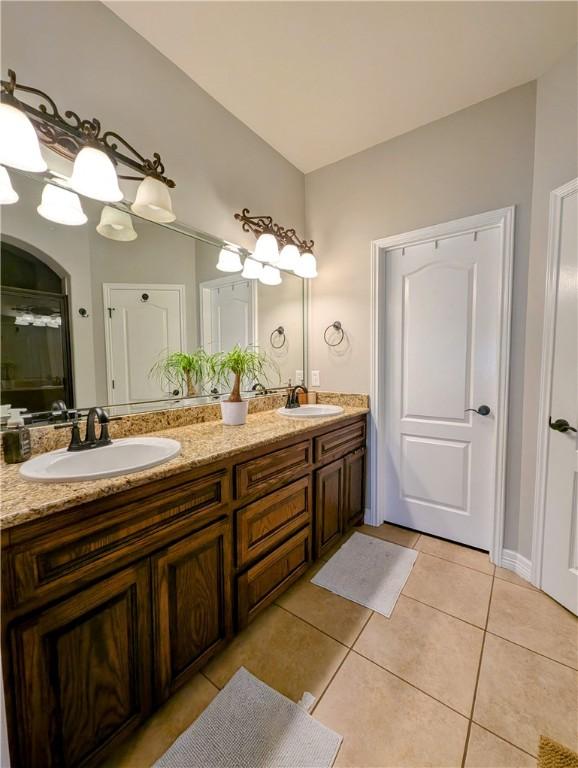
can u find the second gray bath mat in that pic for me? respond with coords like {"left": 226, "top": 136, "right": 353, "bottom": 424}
{"left": 311, "top": 531, "right": 418, "bottom": 617}
{"left": 153, "top": 667, "right": 342, "bottom": 768}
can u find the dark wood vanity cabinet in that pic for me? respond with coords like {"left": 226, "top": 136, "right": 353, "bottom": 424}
{"left": 1, "top": 413, "right": 366, "bottom": 768}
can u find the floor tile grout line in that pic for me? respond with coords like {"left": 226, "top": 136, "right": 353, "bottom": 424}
{"left": 493, "top": 573, "right": 539, "bottom": 592}
{"left": 469, "top": 721, "right": 539, "bottom": 760}
{"left": 274, "top": 602, "right": 353, "bottom": 651}
{"left": 484, "top": 629, "right": 578, "bottom": 672}
{"left": 461, "top": 571, "right": 496, "bottom": 768}
{"left": 414, "top": 549, "right": 495, "bottom": 578}
{"left": 350, "top": 647, "right": 471, "bottom": 721}
{"left": 400, "top": 592, "right": 487, "bottom": 631}
{"left": 309, "top": 610, "right": 374, "bottom": 716}
{"left": 199, "top": 668, "right": 221, "bottom": 690}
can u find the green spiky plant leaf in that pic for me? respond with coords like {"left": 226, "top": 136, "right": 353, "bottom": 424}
{"left": 150, "top": 349, "right": 210, "bottom": 398}
{"left": 209, "top": 345, "right": 278, "bottom": 402}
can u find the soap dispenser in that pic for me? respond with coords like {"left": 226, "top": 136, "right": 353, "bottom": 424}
{"left": 2, "top": 408, "right": 32, "bottom": 464}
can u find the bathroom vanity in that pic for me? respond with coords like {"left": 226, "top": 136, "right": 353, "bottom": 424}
{"left": 0, "top": 408, "right": 367, "bottom": 768}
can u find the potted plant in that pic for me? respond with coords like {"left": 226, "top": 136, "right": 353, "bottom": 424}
{"left": 210, "top": 345, "right": 275, "bottom": 425}
{"left": 150, "top": 349, "right": 209, "bottom": 403}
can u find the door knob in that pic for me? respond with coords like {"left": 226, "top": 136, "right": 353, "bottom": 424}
{"left": 465, "top": 405, "right": 491, "bottom": 416}
{"left": 549, "top": 417, "right": 577, "bottom": 433}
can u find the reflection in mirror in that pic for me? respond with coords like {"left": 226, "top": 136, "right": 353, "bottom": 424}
{"left": 1, "top": 172, "right": 305, "bottom": 425}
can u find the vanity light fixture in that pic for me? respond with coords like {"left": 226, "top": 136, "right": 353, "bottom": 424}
{"left": 241, "top": 256, "right": 264, "bottom": 280}
{"left": 216, "top": 247, "right": 243, "bottom": 273}
{"left": 259, "top": 265, "right": 282, "bottom": 286}
{"left": 234, "top": 208, "right": 317, "bottom": 278}
{"left": 0, "top": 69, "right": 176, "bottom": 213}
{"left": 37, "top": 183, "right": 88, "bottom": 226}
{"left": 96, "top": 206, "right": 137, "bottom": 242}
{"left": 0, "top": 165, "right": 18, "bottom": 204}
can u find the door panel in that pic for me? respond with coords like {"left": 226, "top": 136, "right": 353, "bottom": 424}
{"left": 344, "top": 448, "right": 366, "bottom": 529}
{"left": 541, "top": 180, "right": 578, "bottom": 614}
{"left": 315, "top": 458, "right": 344, "bottom": 557}
{"left": 385, "top": 224, "right": 503, "bottom": 549}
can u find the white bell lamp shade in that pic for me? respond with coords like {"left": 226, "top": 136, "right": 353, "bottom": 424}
{"left": 70, "top": 146, "right": 123, "bottom": 202}
{"left": 241, "top": 256, "right": 263, "bottom": 280}
{"left": 294, "top": 251, "right": 318, "bottom": 278}
{"left": 216, "top": 247, "right": 243, "bottom": 272}
{"left": 0, "top": 166, "right": 18, "bottom": 204}
{"left": 277, "top": 243, "right": 300, "bottom": 271}
{"left": 253, "top": 232, "right": 279, "bottom": 263}
{"left": 37, "top": 183, "right": 88, "bottom": 226}
{"left": 131, "top": 176, "right": 176, "bottom": 223}
{"left": 0, "top": 102, "right": 47, "bottom": 172}
{"left": 96, "top": 206, "right": 137, "bottom": 241}
{"left": 259, "top": 265, "right": 282, "bottom": 286}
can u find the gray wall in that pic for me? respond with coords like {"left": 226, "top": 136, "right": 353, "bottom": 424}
{"left": 305, "top": 83, "right": 537, "bottom": 557}
{"left": 1, "top": 1, "right": 304, "bottom": 251}
{"left": 519, "top": 45, "right": 578, "bottom": 557}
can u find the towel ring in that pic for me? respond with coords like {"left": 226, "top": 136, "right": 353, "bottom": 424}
{"left": 324, "top": 321, "right": 344, "bottom": 347}
{"left": 270, "top": 325, "right": 286, "bottom": 349}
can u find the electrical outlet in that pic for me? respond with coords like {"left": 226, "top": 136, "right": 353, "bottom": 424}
{"left": 296, "top": 370, "right": 304, "bottom": 384}
{"left": 311, "top": 370, "right": 320, "bottom": 387}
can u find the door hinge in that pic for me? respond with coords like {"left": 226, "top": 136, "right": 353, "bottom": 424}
{"left": 107, "top": 307, "right": 115, "bottom": 319}
{"left": 111, "top": 379, "right": 115, "bottom": 389}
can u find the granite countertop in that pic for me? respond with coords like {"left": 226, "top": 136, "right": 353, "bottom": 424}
{"left": 0, "top": 406, "right": 368, "bottom": 530}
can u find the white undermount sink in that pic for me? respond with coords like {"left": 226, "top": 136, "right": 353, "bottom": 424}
{"left": 277, "top": 404, "right": 344, "bottom": 418}
{"left": 19, "top": 437, "right": 181, "bottom": 483}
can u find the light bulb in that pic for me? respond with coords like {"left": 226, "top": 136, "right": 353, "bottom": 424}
{"left": 131, "top": 176, "right": 175, "bottom": 223}
{"left": 70, "top": 146, "right": 122, "bottom": 202}
{"left": 96, "top": 206, "right": 137, "bottom": 241}
{"left": 259, "top": 265, "right": 282, "bottom": 286}
{"left": 253, "top": 232, "right": 279, "bottom": 263}
{"left": 37, "top": 183, "right": 88, "bottom": 226}
{"left": 216, "top": 247, "right": 243, "bottom": 272}
{"left": 294, "top": 251, "right": 318, "bottom": 278}
{"left": 277, "top": 243, "right": 300, "bottom": 271}
{"left": 0, "top": 166, "right": 18, "bottom": 204}
{"left": 0, "top": 102, "right": 47, "bottom": 172}
{"left": 241, "top": 257, "right": 264, "bottom": 280}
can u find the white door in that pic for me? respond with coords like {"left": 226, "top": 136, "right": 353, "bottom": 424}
{"left": 104, "top": 284, "right": 186, "bottom": 405}
{"left": 199, "top": 276, "right": 255, "bottom": 355}
{"left": 382, "top": 210, "right": 513, "bottom": 550}
{"left": 537, "top": 179, "right": 578, "bottom": 615}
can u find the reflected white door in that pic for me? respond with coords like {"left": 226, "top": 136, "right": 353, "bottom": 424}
{"left": 538, "top": 179, "right": 578, "bottom": 614}
{"left": 104, "top": 284, "right": 185, "bottom": 404}
{"left": 200, "top": 276, "right": 255, "bottom": 355}
{"left": 383, "top": 212, "right": 511, "bottom": 550}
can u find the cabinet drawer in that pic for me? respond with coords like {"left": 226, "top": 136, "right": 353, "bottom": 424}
{"left": 236, "top": 477, "right": 311, "bottom": 568}
{"left": 8, "top": 470, "right": 229, "bottom": 608}
{"left": 234, "top": 441, "right": 311, "bottom": 499}
{"left": 236, "top": 527, "right": 311, "bottom": 628}
{"left": 314, "top": 420, "right": 366, "bottom": 464}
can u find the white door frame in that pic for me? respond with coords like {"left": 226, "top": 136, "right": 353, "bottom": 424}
{"left": 369, "top": 207, "right": 515, "bottom": 564}
{"left": 198, "top": 274, "right": 258, "bottom": 352}
{"left": 102, "top": 282, "right": 187, "bottom": 405}
{"left": 531, "top": 177, "right": 578, "bottom": 586}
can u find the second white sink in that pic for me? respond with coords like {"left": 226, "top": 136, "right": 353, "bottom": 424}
{"left": 20, "top": 437, "right": 181, "bottom": 483}
{"left": 277, "top": 404, "right": 344, "bottom": 418}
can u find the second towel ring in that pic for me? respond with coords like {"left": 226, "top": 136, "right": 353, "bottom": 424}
{"left": 324, "top": 321, "right": 345, "bottom": 347}
{"left": 270, "top": 325, "right": 286, "bottom": 349}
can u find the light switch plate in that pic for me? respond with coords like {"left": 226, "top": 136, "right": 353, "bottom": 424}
{"left": 311, "top": 370, "right": 320, "bottom": 387}
{"left": 296, "top": 370, "right": 304, "bottom": 384}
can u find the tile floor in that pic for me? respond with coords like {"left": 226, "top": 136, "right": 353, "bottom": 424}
{"left": 104, "top": 524, "right": 578, "bottom": 768}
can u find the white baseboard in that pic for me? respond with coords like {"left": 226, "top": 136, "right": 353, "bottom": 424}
{"left": 500, "top": 549, "right": 533, "bottom": 582}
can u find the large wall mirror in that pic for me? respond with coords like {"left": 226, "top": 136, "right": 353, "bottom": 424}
{"left": 1, "top": 172, "right": 305, "bottom": 424}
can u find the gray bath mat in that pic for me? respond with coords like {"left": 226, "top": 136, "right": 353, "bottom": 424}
{"left": 153, "top": 667, "right": 342, "bottom": 768}
{"left": 311, "top": 532, "right": 418, "bottom": 617}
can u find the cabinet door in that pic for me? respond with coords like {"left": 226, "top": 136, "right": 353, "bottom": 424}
{"left": 153, "top": 518, "right": 232, "bottom": 701}
{"left": 344, "top": 448, "right": 366, "bottom": 530}
{"left": 8, "top": 563, "right": 151, "bottom": 768}
{"left": 314, "top": 458, "right": 344, "bottom": 558}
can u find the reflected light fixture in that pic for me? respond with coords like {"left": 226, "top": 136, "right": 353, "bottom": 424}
{"left": 0, "top": 101, "right": 47, "bottom": 172}
{"left": 37, "top": 183, "right": 87, "bottom": 226}
{"left": 70, "top": 146, "right": 123, "bottom": 203}
{"left": 277, "top": 243, "right": 300, "bottom": 271}
{"left": 259, "top": 265, "right": 282, "bottom": 286}
{"left": 0, "top": 165, "right": 18, "bottom": 204}
{"left": 96, "top": 206, "right": 137, "bottom": 241}
{"left": 241, "top": 257, "right": 263, "bottom": 280}
{"left": 294, "top": 251, "right": 318, "bottom": 278}
{"left": 131, "top": 176, "right": 176, "bottom": 223}
{"left": 216, "top": 247, "right": 243, "bottom": 273}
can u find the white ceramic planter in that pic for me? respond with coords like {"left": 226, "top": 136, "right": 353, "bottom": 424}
{"left": 220, "top": 399, "right": 249, "bottom": 426}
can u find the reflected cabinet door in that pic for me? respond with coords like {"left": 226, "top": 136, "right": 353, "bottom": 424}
{"left": 8, "top": 562, "right": 152, "bottom": 768}
{"left": 152, "top": 517, "right": 232, "bottom": 702}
